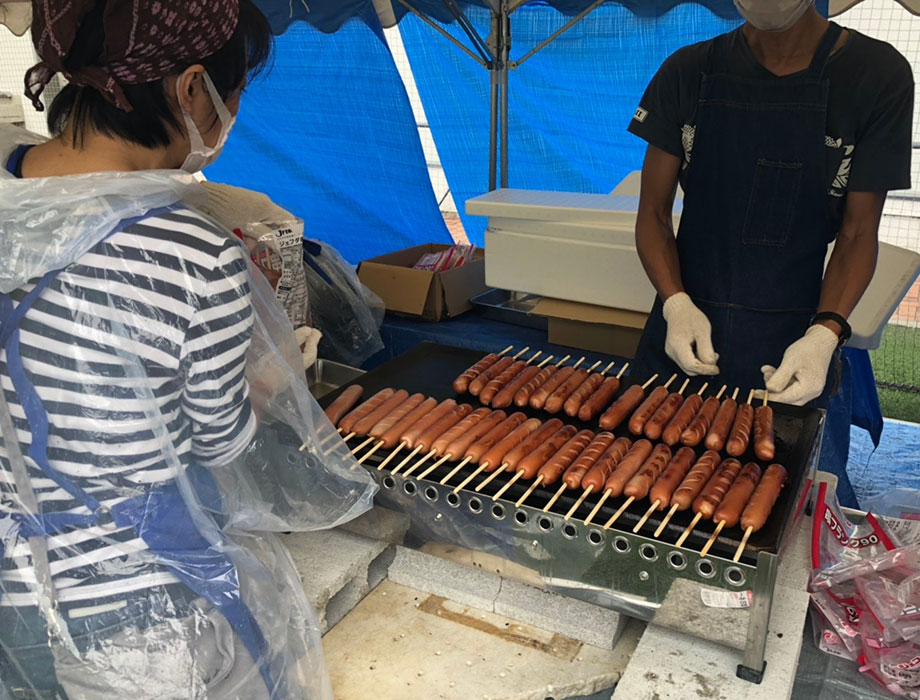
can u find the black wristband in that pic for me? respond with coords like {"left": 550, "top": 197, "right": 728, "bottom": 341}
{"left": 811, "top": 311, "right": 852, "bottom": 348}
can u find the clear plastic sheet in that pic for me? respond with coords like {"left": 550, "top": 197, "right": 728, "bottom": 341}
{"left": 302, "top": 239, "right": 384, "bottom": 367}
{"left": 0, "top": 125, "right": 376, "bottom": 699}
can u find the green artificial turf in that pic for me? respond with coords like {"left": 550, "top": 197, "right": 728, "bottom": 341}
{"left": 869, "top": 323, "right": 920, "bottom": 423}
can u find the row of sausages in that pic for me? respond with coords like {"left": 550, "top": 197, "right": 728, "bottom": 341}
{"left": 326, "top": 386, "right": 786, "bottom": 540}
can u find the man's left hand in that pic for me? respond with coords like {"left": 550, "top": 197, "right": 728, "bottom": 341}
{"left": 761, "top": 325, "right": 839, "bottom": 406}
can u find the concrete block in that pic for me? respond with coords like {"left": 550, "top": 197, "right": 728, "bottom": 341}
{"left": 495, "top": 579, "right": 626, "bottom": 651}
{"left": 387, "top": 545, "right": 501, "bottom": 612}
{"left": 339, "top": 505, "right": 410, "bottom": 545}
{"left": 281, "top": 528, "right": 391, "bottom": 633}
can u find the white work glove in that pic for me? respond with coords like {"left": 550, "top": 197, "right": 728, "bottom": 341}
{"left": 761, "top": 325, "right": 839, "bottom": 406}
{"left": 295, "top": 326, "right": 322, "bottom": 370}
{"left": 662, "top": 292, "right": 720, "bottom": 376}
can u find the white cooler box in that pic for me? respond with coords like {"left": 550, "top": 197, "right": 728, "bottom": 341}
{"left": 466, "top": 185, "right": 920, "bottom": 351}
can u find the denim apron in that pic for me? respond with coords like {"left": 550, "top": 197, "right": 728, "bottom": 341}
{"left": 636, "top": 23, "right": 844, "bottom": 393}
{"left": 0, "top": 207, "right": 282, "bottom": 697}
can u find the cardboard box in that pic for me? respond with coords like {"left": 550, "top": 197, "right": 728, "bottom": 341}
{"left": 358, "top": 244, "right": 487, "bottom": 321}
{"left": 531, "top": 298, "right": 648, "bottom": 358}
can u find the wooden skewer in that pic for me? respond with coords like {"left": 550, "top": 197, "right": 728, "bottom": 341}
{"left": 377, "top": 443, "right": 405, "bottom": 471}
{"left": 475, "top": 464, "right": 508, "bottom": 492}
{"left": 357, "top": 441, "right": 384, "bottom": 465}
{"left": 555, "top": 355, "right": 572, "bottom": 367}
{"left": 402, "top": 449, "right": 437, "bottom": 478}
{"left": 763, "top": 390, "right": 769, "bottom": 407}
{"left": 497, "top": 345, "right": 514, "bottom": 357}
{"left": 440, "top": 455, "right": 473, "bottom": 485}
{"left": 493, "top": 471, "right": 524, "bottom": 501}
{"left": 341, "top": 432, "right": 356, "bottom": 442}
{"left": 675, "top": 512, "right": 703, "bottom": 548}
{"left": 600, "top": 361, "right": 616, "bottom": 375}
{"left": 564, "top": 484, "right": 595, "bottom": 520}
{"left": 633, "top": 500, "right": 660, "bottom": 533}
{"left": 585, "top": 360, "right": 602, "bottom": 373}
{"left": 583, "top": 489, "right": 612, "bottom": 525}
{"left": 731, "top": 387, "right": 739, "bottom": 401}
{"left": 351, "top": 436, "right": 375, "bottom": 454}
{"left": 641, "top": 374, "right": 660, "bottom": 391}
{"left": 603, "top": 496, "right": 634, "bottom": 530}
{"left": 733, "top": 526, "right": 754, "bottom": 563}
{"left": 677, "top": 378, "right": 690, "bottom": 395}
{"left": 747, "top": 389, "right": 755, "bottom": 405}
{"left": 700, "top": 521, "right": 725, "bottom": 558}
{"left": 512, "top": 346, "right": 531, "bottom": 360}
{"left": 663, "top": 373, "right": 678, "bottom": 390}
{"left": 696, "top": 382, "right": 709, "bottom": 396}
{"left": 571, "top": 357, "right": 586, "bottom": 370}
{"left": 450, "top": 460, "right": 484, "bottom": 492}
{"left": 654, "top": 503, "right": 679, "bottom": 538}
{"left": 515, "top": 475, "right": 544, "bottom": 507}
{"left": 616, "top": 363, "right": 630, "bottom": 379}
{"left": 525, "top": 350, "right": 543, "bottom": 365}
{"left": 418, "top": 453, "right": 452, "bottom": 481}
{"left": 716, "top": 385, "right": 728, "bottom": 400}
{"left": 391, "top": 445, "right": 423, "bottom": 475}
{"left": 536, "top": 355, "right": 555, "bottom": 369}
{"left": 542, "top": 483, "right": 568, "bottom": 513}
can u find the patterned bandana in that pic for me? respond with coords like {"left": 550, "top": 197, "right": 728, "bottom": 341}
{"left": 25, "top": 0, "right": 239, "bottom": 113}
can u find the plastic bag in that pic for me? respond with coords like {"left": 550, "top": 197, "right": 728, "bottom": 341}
{"left": 860, "top": 613, "right": 920, "bottom": 697}
{"left": 811, "top": 606, "right": 861, "bottom": 661}
{"left": 303, "top": 239, "right": 384, "bottom": 367}
{"left": 864, "top": 489, "right": 920, "bottom": 548}
{"left": 413, "top": 244, "right": 476, "bottom": 272}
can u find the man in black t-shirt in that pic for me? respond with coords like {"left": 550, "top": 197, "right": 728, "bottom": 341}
{"left": 627, "top": 1, "right": 912, "bottom": 508}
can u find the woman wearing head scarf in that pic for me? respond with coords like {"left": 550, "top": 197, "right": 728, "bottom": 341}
{"left": 0, "top": 2, "right": 375, "bottom": 698}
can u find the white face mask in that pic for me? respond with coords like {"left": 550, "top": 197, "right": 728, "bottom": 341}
{"left": 177, "top": 71, "right": 236, "bottom": 173}
{"left": 733, "top": 0, "right": 815, "bottom": 32}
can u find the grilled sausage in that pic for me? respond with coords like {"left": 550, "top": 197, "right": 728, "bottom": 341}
{"left": 415, "top": 404, "right": 475, "bottom": 454}
{"left": 649, "top": 446, "right": 697, "bottom": 509}
{"left": 662, "top": 394, "right": 703, "bottom": 446}
{"left": 338, "top": 388, "right": 395, "bottom": 435}
{"left": 705, "top": 396, "right": 738, "bottom": 452}
{"left": 454, "top": 353, "right": 501, "bottom": 394}
{"left": 600, "top": 439, "right": 654, "bottom": 497}
{"left": 515, "top": 365, "right": 559, "bottom": 408}
{"left": 545, "top": 368, "right": 590, "bottom": 414}
{"left": 479, "top": 418, "right": 542, "bottom": 470}
{"left": 692, "top": 458, "right": 743, "bottom": 519}
{"left": 400, "top": 399, "right": 458, "bottom": 449}
{"left": 443, "top": 409, "right": 507, "bottom": 458}
{"left": 480, "top": 360, "right": 528, "bottom": 406}
{"left": 741, "top": 464, "right": 788, "bottom": 532}
{"left": 581, "top": 436, "right": 636, "bottom": 493}
{"left": 469, "top": 356, "right": 514, "bottom": 397}
{"left": 579, "top": 376, "right": 622, "bottom": 422}
{"left": 432, "top": 407, "right": 493, "bottom": 456}
{"left": 538, "top": 430, "right": 595, "bottom": 485}
{"left": 493, "top": 365, "right": 542, "bottom": 409}
{"left": 671, "top": 451, "right": 721, "bottom": 510}
{"left": 564, "top": 374, "right": 605, "bottom": 418}
{"left": 369, "top": 393, "right": 426, "bottom": 439}
{"left": 714, "top": 462, "right": 762, "bottom": 527}
{"left": 726, "top": 403, "right": 754, "bottom": 457}
{"left": 681, "top": 396, "right": 720, "bottom": 447}
{"left": 644, "top": 392, "right": 684, "bottom": 442}
{"left": 325, "top": 385, "right": 364, "bottom": 427}
{"left": 628, "top": 386, "right": 670, "bottom": 435}
{"left": 754, "top": 405, "right": 776, "bottom": 461}
{"left": 563, "top": 433, "right": 617, "bottom": 489}
{"left": 531, "top": 366, "right": 577, "bottom": 411}
{"left": 516, "top": 425, "right": 579, "bottom": 479}
{"left": 599, "top": 384, "right": 645, "bottom": 430}
{"left": 379, "top": 397, "right": 440, "bottom": 449}
{"left": 623, "top": 443, "right": 672, "bottom": 500}
{"left": 464, "top": 412, "right": 528, "bottom": 464}
{"left": 352, "top": 389, "right": 411, "bottom": 437}
{"left": 502, "top": 419, "right": 565, "bottom": 473}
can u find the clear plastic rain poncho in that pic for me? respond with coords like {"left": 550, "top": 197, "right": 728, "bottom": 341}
{"left": 0, "top": 124, "right": 376, "bottom": 700}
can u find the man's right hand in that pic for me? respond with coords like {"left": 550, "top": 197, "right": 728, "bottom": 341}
{"left": 662, "top": 292, "right": 720, "bottom": 376}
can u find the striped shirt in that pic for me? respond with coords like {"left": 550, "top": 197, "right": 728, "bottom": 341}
{"left": 0, "top": 207, "right": 256, "bottom": 606}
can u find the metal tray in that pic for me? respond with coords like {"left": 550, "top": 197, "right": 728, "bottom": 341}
{"left": 307, "top": 359, "right": 365, "bottom": 399}
{"left": 470, "top": 288, "right": 547, "bottom": 330}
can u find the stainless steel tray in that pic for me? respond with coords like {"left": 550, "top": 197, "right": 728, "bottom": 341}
{"left": 470, "top": 288, "right": 547, "bottom": 330}
{"left": 307, "top": 359, "right": 365, "bottom": 399}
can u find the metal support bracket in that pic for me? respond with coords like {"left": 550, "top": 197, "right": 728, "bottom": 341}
{"left": 738, "top": 550, "right": 778, "bottom": 683}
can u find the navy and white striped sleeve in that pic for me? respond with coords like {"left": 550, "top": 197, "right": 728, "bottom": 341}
{"left": 181, "top": 239, "right": 256, "bottom": 466}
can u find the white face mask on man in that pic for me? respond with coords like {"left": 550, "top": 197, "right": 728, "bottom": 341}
{"left": 177, "top": 71, "right": 236, "bottom": 174}
{"left": 733, "top": 0, "right": 815, "bottom": 32}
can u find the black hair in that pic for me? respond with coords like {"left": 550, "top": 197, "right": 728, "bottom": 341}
{"left": 47, "top": 0, "right": 273, "bottom": 149}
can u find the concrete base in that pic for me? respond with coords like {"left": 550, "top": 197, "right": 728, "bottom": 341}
{"left": 323, "top": 579, "right": 645, "bottom": 700}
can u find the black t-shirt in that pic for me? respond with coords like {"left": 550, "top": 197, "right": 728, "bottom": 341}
{"left": 628, "top": 26, "right": 914, "bottom": 234}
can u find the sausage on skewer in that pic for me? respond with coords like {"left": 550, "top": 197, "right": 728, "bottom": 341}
{"left": 599, "top": 374, "right": 658, "bottom": 430}
{"left": 644, "top": 378, "right": 689, "bottom": 441}
{"left": 754, "top": 394, "right": 776, "bottom": 461}
{"left": 662, "top": 383, "right": 708, "bottom": 446}
{"left": 514, "top": 355, "right": 570, "bottom": 408}
{"left": 453, "top": 346, "right": 512, "bottom": 394}
{"left": 726, "top": 390, "right": 755, "bottom": 457}
{"left": 578, "top": 363, "right": 629, "bottom": 422}
{"left": 628, "top": 374, "right": 677, "bottom": 435}
{"left": 325, "top": 385, "right": 364, "bottom": 427}
{"left": 705, "top": 388, "right": 739, "bottom": 452}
